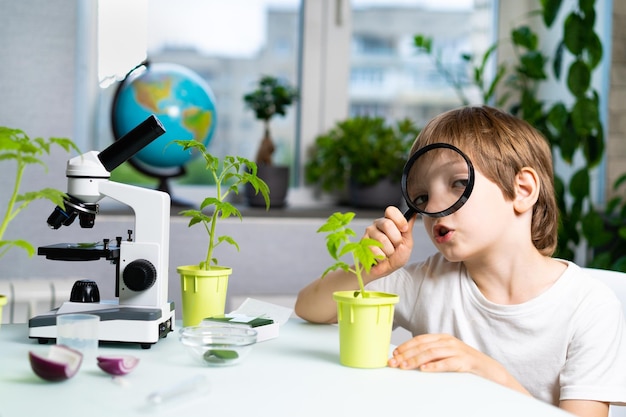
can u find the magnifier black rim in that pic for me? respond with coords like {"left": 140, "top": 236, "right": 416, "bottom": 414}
{"left": 401, "top": 143, "right": 475, "bottom": 218}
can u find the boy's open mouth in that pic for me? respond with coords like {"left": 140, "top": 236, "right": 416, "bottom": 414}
{"left": 434, "top": 224, "right": 451, "bottom": 238}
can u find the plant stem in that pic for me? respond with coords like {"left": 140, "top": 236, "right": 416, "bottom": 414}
{"left": 0, "top": 155, "right": 24, "bottom": 242}
{"left": 205, "top": 169, "right": 221, "bottom": 269}
{"left": 352, "top": 252, "right": 369, "bottom": 298}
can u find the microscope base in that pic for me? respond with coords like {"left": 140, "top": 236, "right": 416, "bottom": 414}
{"left": 28, "top": 301, "right": 175, "bottom": 349}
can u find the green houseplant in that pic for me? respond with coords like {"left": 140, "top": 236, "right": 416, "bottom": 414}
{"left": 318, "top": 211, "right": 399, "bottom": 368}
{"left": 174, "top": 139, "right": 270, "bottom": 326}
{"left": 243, "top": 75, "right": 298, "bottom": 208}
{"left": 305, "top": 116, "right": 420, "bottom": 208}
{"left": 0, "top": 127, "right": 78, "bottom": 260}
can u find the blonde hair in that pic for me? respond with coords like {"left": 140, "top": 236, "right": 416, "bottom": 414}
{"left": 410, "top": 106, "right": 558, "bottom": 256}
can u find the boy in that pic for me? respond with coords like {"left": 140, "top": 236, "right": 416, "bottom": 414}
{"left": 295, "top": 106, "right": 626, "bottom": 417}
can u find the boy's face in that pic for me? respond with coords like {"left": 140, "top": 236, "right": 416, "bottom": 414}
{"left": 404, "top": 146, "right": 473, "bottom": 217}
{"left": 422, "top": 167, "right": 516, "bottom": 263}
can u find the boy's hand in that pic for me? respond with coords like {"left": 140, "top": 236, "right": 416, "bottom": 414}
{"left": 364, "top": 206, "right": 415, "bottom": 278}
{"left": 388, "top": 334, "right": 530, "bottom": 397}
{"left": 388, "top": 334, "right": 494, "bottom": 373}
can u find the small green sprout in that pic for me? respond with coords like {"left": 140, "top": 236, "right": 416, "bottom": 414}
{"left": 318, "top": 212, "right": 385, "bottom": 298}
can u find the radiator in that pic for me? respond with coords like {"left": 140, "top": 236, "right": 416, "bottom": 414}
{"left": 0, "top": 278, "right": 79, "bottom": 324}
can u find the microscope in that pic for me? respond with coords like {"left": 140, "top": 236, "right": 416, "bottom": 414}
{"left": 28, "top": 115, "right": 175, "bottom": 349}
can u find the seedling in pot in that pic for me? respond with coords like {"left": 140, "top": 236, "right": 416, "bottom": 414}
{"left": 173, "top": 140, "right": 270, "bottom": 270}
{"left": 318, "top": 212, "right": 384, "bottom": 298}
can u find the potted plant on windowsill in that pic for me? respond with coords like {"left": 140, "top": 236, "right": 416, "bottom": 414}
{"left": 318, "top": 211, "right": 399, "bottom": 368}
{"left": 174, "top": 139, "right": 270, "bottom": 327}
{"left": 243, "top": 75, "right": 298, "bottom": 208}
{"left": 305, "top": 116, "right": 420, "bottom": 209}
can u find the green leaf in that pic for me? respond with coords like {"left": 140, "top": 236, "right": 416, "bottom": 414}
{"left": 50, "top": 137, "right": 81, "bottom": 154}
{"left": 547, "top": 103, "right": 568, "bottom": 135}
{"left": 0, "top": 240, "right": 35, "bottom": 257}
{"left": 16, "top": 188, "right": 67, "bottom": 207}
{"left": 215, "top": 201, "right": 242, "bottom": 220}
{"left": 582, "top": 132, "right": 604, "bottom": 169}
{"left": 581, "top": 210, "right": 612, "bottom": 247}
{"left": 557, "top": 118, "right": 579, "bottom": 163}
{"left": 613, "top": 173, "right": 626, "bottom": 190}
{"left": 217, "top": 235, "right": 240, "bottom": 251}
{"left": 569, "top": 168, "right": 590, "bottom": 200}
{"left": 567, "top": 59, "right": 591, "bottom": 97}
{"left": 321, "top": 262, "right": 350, "bottom": 278}
{"left": 586, "top": 32, "right": 603, "bottom": 69}
{"left": 578, "top": 0, "right": 595, "bottom": 16}
{"left": 563, "top": 13, "right": 587, "bottom": 55}
{"left": 511, "top": 26, "right": 538, "bottom": 50}
{"left": 519, "top": 51, "right": 547, "bottom": 79}
{"left": 552, "top": 41, "right": 564, "bottom": 79}
{"left": 571, "top": 96, "right": 599, "bottom": 137}
{"left": 540, "top": 0, "right": 562, "bottom": 27}
{"left": 413, "top": 34, "right": 432, "bottom": 53}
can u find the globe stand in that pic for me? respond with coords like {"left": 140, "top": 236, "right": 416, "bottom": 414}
{"left": 128, "top": 158, "right": 195, "bottom": 209}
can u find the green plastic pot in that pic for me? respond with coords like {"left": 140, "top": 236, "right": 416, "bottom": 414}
{"left": 178, "top": 265, "right": 232, "bottom": 327}
{"left": 333, "top": 290, "right": 399, "bottom": 368}
{"left": 0, "top": 294, "right": 7, "bottom": 328}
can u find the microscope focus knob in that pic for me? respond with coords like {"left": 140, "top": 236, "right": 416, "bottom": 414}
{"left": 123, "top": 259, "right": 157, "bottom": 292}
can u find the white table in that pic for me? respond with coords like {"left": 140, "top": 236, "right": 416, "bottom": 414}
{"left": 0, "top": 319, "right": 569, "bottom": 417}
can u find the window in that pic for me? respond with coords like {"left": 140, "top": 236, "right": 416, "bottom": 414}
{"left": 348, "top": 0, "right": 494, "bottom": 126}
{"left": 97, "top": 0, "right": 302, "bottom": 190}
{"left": 95, "top": 0, "right": 495, "bottom": 202}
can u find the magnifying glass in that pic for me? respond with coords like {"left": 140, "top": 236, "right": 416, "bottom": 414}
{"left": 401, "top": 143, "right": 475, "bottom": 220}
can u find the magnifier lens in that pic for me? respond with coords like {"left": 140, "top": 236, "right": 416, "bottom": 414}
{"left": 402, "top": 143, "right": 474, "bottom": 218}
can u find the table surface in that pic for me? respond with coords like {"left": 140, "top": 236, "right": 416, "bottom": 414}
{"left": 0, "top": 319, "right": 570, "bottom": 417}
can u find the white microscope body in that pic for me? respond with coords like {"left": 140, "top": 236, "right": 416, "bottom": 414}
{"left": 28, "top": 116, "right": 175, "bottom": 348}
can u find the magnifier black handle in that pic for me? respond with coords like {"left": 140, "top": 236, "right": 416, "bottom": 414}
{"left": 403, "top": 208, "right": 416, "bottom": 221}
{"left": 98, "top": 115, "right": 165, "bottom": 172}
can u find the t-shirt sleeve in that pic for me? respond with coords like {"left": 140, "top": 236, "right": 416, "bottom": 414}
{"left": 559, "top": 288, "right": 626, "bottom": 405}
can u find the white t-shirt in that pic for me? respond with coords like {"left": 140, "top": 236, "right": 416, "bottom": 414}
{"left": 365, "top": 252, "right": 626, "bottom": 406}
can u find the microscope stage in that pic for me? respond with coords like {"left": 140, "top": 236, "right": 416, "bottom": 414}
{"left": 38, "top": 242, "right": 120, "bottom": 261}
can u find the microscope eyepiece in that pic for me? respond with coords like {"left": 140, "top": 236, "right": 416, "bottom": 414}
{"left": 47, "top": 195, "right": 98, "bottom": 229}
{"left": 98, "top": 114, "right": 165, "bottom": 172}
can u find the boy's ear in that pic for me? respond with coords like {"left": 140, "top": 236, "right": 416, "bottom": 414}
{"left": 513, "top": 167, "right": 540, "bottom": 214}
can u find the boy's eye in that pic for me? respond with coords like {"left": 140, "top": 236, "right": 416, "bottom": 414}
{"left": 413, "top": 194, "right": 428, "bottom": 208}
{"left": 452, "top": 178, "right": 469, "bottom": 190}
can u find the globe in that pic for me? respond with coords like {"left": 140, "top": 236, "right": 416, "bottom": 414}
{"left": 111, "top": 62, "right": 217, "bottom": 169}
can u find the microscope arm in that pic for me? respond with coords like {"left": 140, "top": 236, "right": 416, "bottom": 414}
{"left": 98, "top": 181, "right": 170, "bottom": 247}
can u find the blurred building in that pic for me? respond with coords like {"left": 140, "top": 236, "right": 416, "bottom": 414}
{"left": 146, "top": 4, "right": 488, "bottom": 167}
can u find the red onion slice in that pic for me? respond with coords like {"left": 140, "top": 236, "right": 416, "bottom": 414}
{"left": 96, "top": 355, "right": 140, "bottom": 376}
{"left": 29, "top": 345, "right": 83, "bottom": 381}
